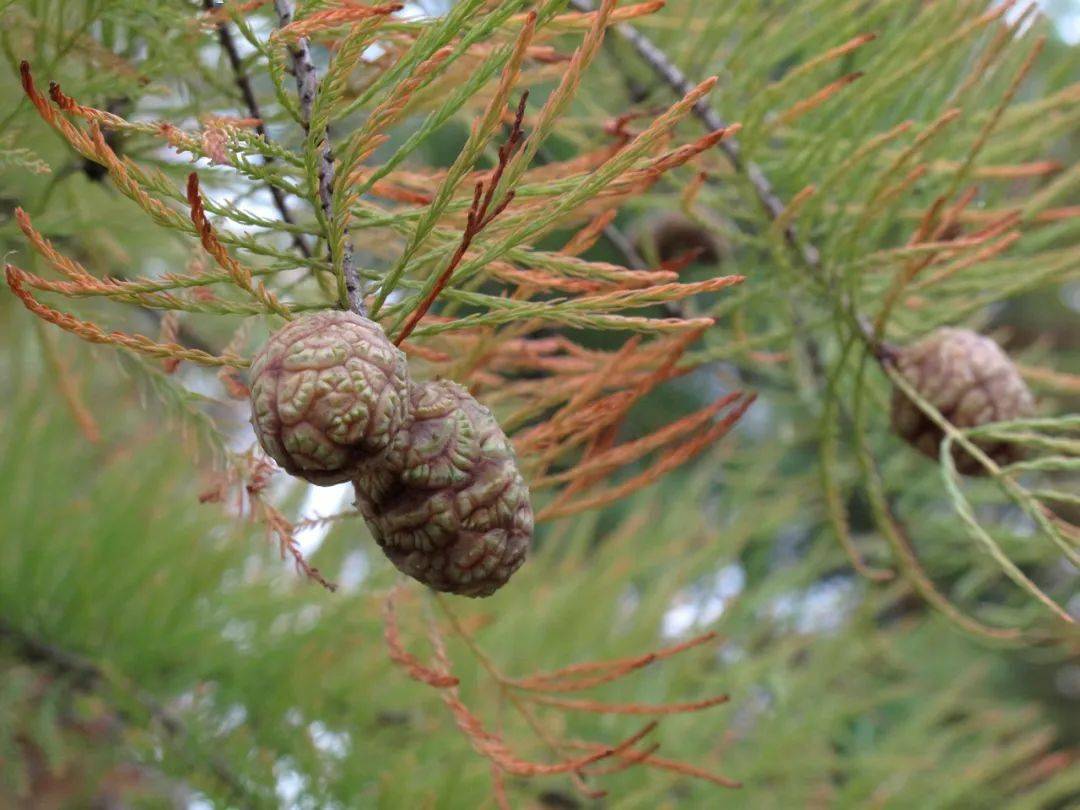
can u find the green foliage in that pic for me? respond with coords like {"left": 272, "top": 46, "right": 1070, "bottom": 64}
{"left": 571, "top": 0, "right": 1080, "bottom": 637}
{"left": 1, "top": 362, "right": 1077, "bottom": 806}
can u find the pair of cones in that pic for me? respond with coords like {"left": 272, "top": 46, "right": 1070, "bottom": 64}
{"left": 249, "top": 311, "right": 531, "bottom": 597}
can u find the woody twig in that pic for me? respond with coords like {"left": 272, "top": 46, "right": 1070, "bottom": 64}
{"left": 273, "top": 0, "right": 365, "bottom": 316}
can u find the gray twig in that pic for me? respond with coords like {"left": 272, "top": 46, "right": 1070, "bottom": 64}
{"left": 600, "top": 219, "right": 647, "bottom": 269}
{"left": 273, "top": 0, "right": 365, "bottom": 316}
{"left": 572, "top": 0, "right": 820, "bottom": 271}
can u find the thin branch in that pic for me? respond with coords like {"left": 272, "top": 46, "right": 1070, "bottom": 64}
{"left": 524, "top": 692, "right": 730, "bottom": 715}
{"left": 383, "top": 588, "right": 460, "bottom": 688}
{"left": 19, "top": 61, "right": 225, "bottom": 357}
{"left": 204, "top": 0, "right": 312, "bottom": 260}
{"left": 5, "top": 264, "right": 248, "bottom": 368}
{"left": 273, "top": 0, "right": 365, "bottom": 316}
{"left": 572, "top": 0, "right": 830, "bottom": 377}
{"left": 187, "top": 172, "right": 294, "bottom": 319}
{"left": 572, "top": 0, "right": 819, "bottom": 271}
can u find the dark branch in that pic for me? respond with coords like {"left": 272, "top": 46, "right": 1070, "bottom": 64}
{"left": 204, "top": 0, "right": 312, "bottom": 260}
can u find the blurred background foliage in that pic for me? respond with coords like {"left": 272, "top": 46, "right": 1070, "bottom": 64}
{"left": 1, "top": 0, "right": 1078, "bottom": 807}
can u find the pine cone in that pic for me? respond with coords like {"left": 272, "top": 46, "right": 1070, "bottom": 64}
{"left": 890, "top": 327, "right": 1035, "bottom": 475}
{"left": 354, "top": 380, "right": 532, "bottom": 597}
{"left": 635, "top": 212, "right": 724, "bottom": 265}
{"left": 249, "top": 311, "right": 411, "bottom": 485}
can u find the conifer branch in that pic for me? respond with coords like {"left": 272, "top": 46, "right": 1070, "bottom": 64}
{"left": 186, "top": 172, "right": 295, "bottom": 320}
{"left": 5, "top": 263, "right": 249, "bottom": 368}
{"left": 532, "top": 141, "right": 647, "bottom": 268}
{"left": 532, "top": 139, "right": 697, "bottom": 323}
{"left": 393, "top": 93, "right": 529, "bottom": 345}
{"left": 273, "top": 0, "right": 365, "bottom": 316}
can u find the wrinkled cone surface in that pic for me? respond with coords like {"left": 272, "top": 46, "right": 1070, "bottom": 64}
{"left": 891, "top": 327, "right": 1035, "bottom": 475}
{"left": 249, "top": 311, "right": 412, "bottom": 485}
{"left": 354, "top": 380, "right": 532, "bottom": 597}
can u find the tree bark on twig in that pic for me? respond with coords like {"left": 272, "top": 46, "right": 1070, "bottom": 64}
{"left": 273, "top": 0, "right": 365, "bottom": 316}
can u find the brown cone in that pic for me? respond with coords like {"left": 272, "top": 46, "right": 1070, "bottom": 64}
{"left": 353, "top": 380, "right": 532, "bottom": 597}
{"left": 249, "top": 311, "right": 411, "bottom": 485}
{"left": 890, "top": 327, "right": 1035, "bottom": 475}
